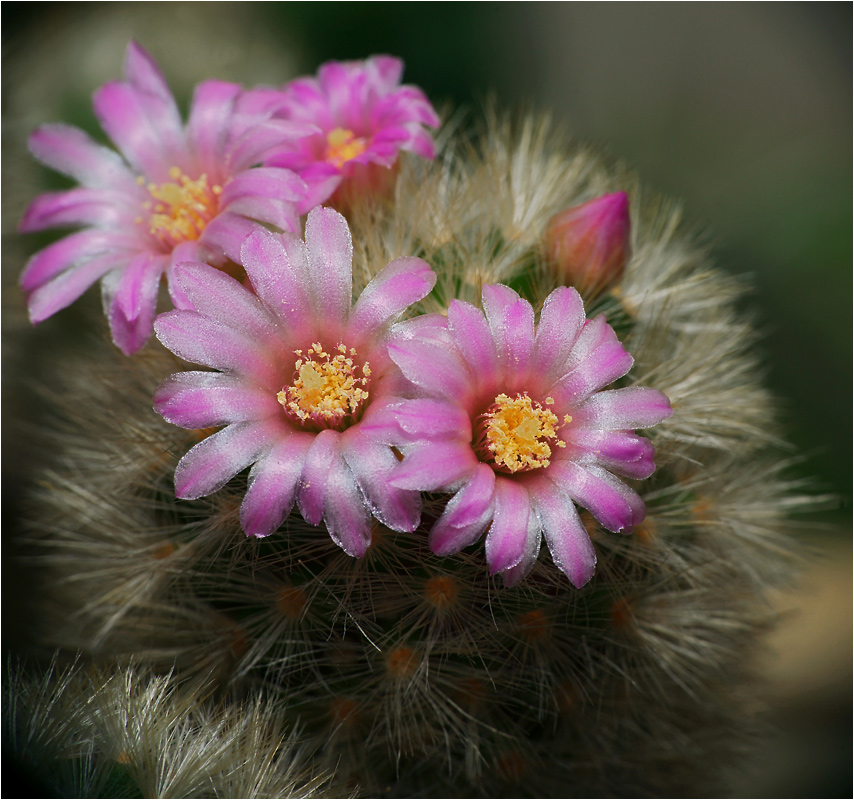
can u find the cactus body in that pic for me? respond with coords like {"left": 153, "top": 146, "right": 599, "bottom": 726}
{"left": 11, "top": 117, "right": 802, "bottom": 798}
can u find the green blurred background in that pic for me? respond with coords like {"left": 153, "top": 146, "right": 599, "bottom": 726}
{"left": 2, "top": 3, "right": 850, "bottom": 796}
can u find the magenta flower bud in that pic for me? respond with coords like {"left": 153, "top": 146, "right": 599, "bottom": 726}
{"left": 544, "top": 192, "right": 631, "bottom": 297}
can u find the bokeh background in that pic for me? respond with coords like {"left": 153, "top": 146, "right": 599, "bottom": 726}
{"left": 2, "top": 3, "right": 850, "bottom": 796}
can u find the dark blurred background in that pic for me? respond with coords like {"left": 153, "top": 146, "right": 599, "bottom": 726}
{"left": 2, "top": 3, "right": 850, "bottom": 796}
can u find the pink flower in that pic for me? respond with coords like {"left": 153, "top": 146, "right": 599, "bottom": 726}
{"left": 153, "top": 207, "right": 436, "bottom": 555}
{"left": 366, "top": 285, "right": 672, "bottom": 587}
{"left": 544, "top": 192, "right": 632, "bottom": 297}
{"left": 20, "top": 41, "right": 311, "bottom": 354}
{"left": 263, "top": 56, "right": 440, "bottom": 211}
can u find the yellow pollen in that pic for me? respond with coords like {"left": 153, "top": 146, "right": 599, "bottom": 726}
{"left": 277, "top": 342, "right": 370, "bottom": 430}
{"left": 325, "top": 127, "right": 368, "bottom": 168}
{"left": 479, "top": 393, "right": 568, "bottom": 473}
{"left": 140, "top": 167, "right": 221, "bottom": 247}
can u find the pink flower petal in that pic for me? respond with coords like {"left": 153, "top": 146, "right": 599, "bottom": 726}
{"left": 27, "top": 123, "right": 136, "bottom": 189}
{"left": 484, "top": 479, "right": 531, "bottom": 574}
{"left": 200, "top": 211, "right": 264, "bottom": 264}
{"left": 447, "top": 300, "right": 500, "bottom": 386}
{"left": 342, "top": 428, "right": 421, "bottom": 532}
{"left": 123, "top": 42, "right": 185, "bottom": 164}
{"left": 406, "top": 129, "right": 437, "bottom": 159}
{"left": 154, "top": 309, "right": 278, "bottom": 385}
{"left": 114, "top": 252, "right": 158, "bottom": 321}
{"left": 393, "top": 312, "right": 452, "bottom": 345}
{"left": 186, "top": 80, "right": 242, "bottom": 171}
{"left": 548, "top": 461, "right": 645, "bottom": 533}
{"left": 574, "top": 386, "right": 673, "bottom": 430}
{"left": 220, "top": 167, "right": 306, "bottom": 206}
{"left": 297, "top": 428, "right": 340, "bottom": 525}
{"left": 561, "top": 314, "right": 617, "bottom": 372}
{"left": 322, "top": 453, "right": 373, "bottom": 557}
{"left": 20, "top": 188, "right": 133, "bottom": 232}
{"left": 174, "top": 420, "right": 274, "bottom": 500}
{"left": 124, "top": 42, "right": 172, "bottom": 100}
{"left": 241, "top": 433, "right": 313, "bottom": 537}
{"left": 223, "top": 195, "right": 302, "bottom": 237}
{"left": 93, "top": 80, "right": 174, "bottom": 181}
{"left": 219, "top": 166, "right": 305, "bottom": 232}
{"left": 375, "top": 85, "right": 440, "bottom": 126}
{"left": 171, "top": 262, "right": 280, "bottom": 344}
{"left": 316, "top": 61, "right": 360, "bottom": 122}
{"left": 387, "top": 337, "right": 472, "bottom": 404}
{"left": 390, "top": 440, "right": 478, "bottom": 492}
{"left": 270, "top": 79, "right": 330, "bottom": 125}
{"left": 500, "top": 507, "right": 542, "bottom": 587}
{"left": 20, "top": 229, "right": 136, "bottom": 293}
{"left": 347, "top": 256, "right": 436, "bottom": 345}
{"left": 26, "top": 253, "right": 126, "bottom": 324}
{"left": 166, "top": 242, "right": 201, "bottom": 310}
{"left": 530, "top": 479, "right": 597, "bottom": 588}
{"left": 482, "top": 284, "right": 535, "bottom": 380}
{"left": 563, "top": 429, "right": 656, "bottom": 480}
{"left": 227, "top": 119, "right": 318, "bottom": 173}
{"left": 361, "top": 398, "right": 471, "bottom": 444}
{"left": 239, "top": 228, "right": 316, "bottom": 342}
{"left": 589, "top": 465, "right": 647, "bottom": 529}
{"left": 232, "top": 85, "right": 290, "bottom": 120}
{"left": 106, "top": 255, "right": 163, "bottom": 354}
{"left": 549, "top": 341, "right": 634, "bottom": 406}
{"left": 296, "top": 172, "right": 343, "bottom": 214}
{"left": 533, "top": 286, "right": 586, "bottom": 384}
{"left": 429, "top": 463, "right": 496, "bottom": 555}
{"left": 154, "top": 371, "right": 280, "bottom": 429}
{"left": 367, "top": 56, "right": 404, "bottom": 90}
{"left": 304, "top": 206, "right": 353, "bottom": 329}
{"left": 369, "top": 123, "right": 411, "bottom": 147}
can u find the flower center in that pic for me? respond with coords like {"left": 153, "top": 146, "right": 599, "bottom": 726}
{"left": 139, "top": 167, "right": 221, "bottom": 248}
{"left": 277, "top": 343, "right": 371, "bottom": 431}
{"left": 324, "top": 127, "right": 368, "bottom": 168}
{"left": 475, "top": 393, "right": 569, "bottom": 473}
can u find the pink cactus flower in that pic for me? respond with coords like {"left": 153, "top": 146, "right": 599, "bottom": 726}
{"left": 544, "top": 192, "right": 632, "bottom": 297}
{"left": 263, "top": 56, "right": 440, "bottom": 211}
{"left": 154, "top": 207, "right": 436, "bottom": 555}
{"left": 365, "top": 284, "right": 672, "bottom": 587}
{"left": 20, "top": 41, "right": 311, "bottom": 354}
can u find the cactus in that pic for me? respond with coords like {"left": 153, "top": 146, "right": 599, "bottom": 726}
{"left": 4, "top": 658, "right": 334, "bottom": 798}
{"left": 8, "top": 106, "right": 807, "bottom": 797}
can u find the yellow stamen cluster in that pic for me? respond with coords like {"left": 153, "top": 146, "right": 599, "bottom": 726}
{"left": 138, "top": 167, "right": 221, "bottom": 246}
{"left": 277, "top": 343, "right": 370, "bottom": 430}
{"left": 324, "top": 127, "right": 368, "bottom": 168}
{"left": 479, "top": 393, "right": 568, "bottom": 473}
